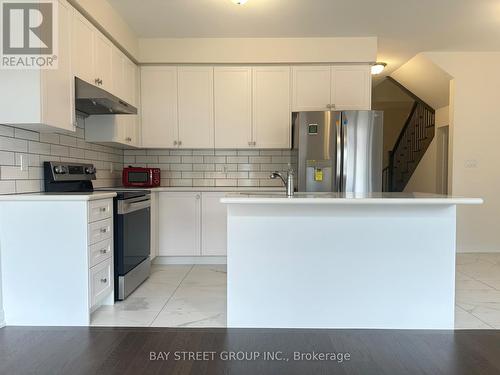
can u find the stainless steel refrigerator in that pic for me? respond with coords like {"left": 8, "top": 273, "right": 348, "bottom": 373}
{"left": 292, "top": 110, "right": 383, "bottom": 193}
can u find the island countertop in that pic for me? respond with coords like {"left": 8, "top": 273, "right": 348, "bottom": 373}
{"left": 220, "top": 192, "right": 483, "bottom": 205}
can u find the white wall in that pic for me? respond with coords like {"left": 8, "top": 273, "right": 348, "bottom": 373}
{"left": 391, "top": 53, "right": 451, "bottom": 109}
{"left": 422, "top": 52, "right": 500, "bottom": 252}
{"left": 69, "top": 0, "right": 139, "bottom": 60}
{"left": 138, "top": 37, "right": 377, "bottom": 64}
{"left": 404, "top": 106, "right": 449, "bottom": 194}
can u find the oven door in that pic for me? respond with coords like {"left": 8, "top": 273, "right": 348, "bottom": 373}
{"left": 115, "top": 195, "right": 151, "bottom": 276}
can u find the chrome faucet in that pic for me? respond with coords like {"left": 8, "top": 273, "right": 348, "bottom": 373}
{"left": 270, "top": 169, "right": 295, "bottom": 197}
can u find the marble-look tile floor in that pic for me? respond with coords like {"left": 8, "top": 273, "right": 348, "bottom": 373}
{"left": 455, "top": 253, "right": 500, "bottom": 329}
{"left": 91, "top": 264, "right": 226, "bottom": 327}
{"left": 91, "top": 253, "right": 500, "bottom": 328}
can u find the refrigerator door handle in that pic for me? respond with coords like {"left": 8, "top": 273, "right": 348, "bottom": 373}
{"left": 342, "top": 114, "right": 348, "bottom": 192}
{"left": 335, "top": 113, "right": 342, "bottom": 192}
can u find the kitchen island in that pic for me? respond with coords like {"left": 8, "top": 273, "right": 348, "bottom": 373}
{"left": 221, "top": 192, "right": 482, "bottom": 329}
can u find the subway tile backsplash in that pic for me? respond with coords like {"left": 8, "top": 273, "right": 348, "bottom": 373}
{"left": 0, "top": 120, "right": 123, "bottom": 195}
{"left": 0, "top": 120, "right": 294, "bottom": 192}
{"left": 124, "top": 149, "right": 294, "bottom": 187}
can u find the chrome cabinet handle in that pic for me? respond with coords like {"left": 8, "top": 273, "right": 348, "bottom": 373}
{"left": 100, "top": 278, "right": 107, "bottom": 283}
{"left": 95, "top": 78, "right": 99, "bottom": 85}
{"left": 99, "top": 207, "right": 107, "bottom": 212}
{"left": 331, "top": 104, "right": 336, "bottom": 109}
{"left": 173, "top": 140, "right": 178, "bottom": 146}
{"left": 99, "top": 249, "right": 107, "bottom": 254}
{"left": 326, "top": 104, "right": 331, "bottom": 109}
{"left": 195, "top": 194, "right": 201, "bottom": 199}
{"left": 100, "top": 228, "right": 108, "bottom": 233}
{"left": 178, "top": 141, "right": 182, "bottom": 146}
{"left": 125, "top": 137, "right": 132, "bottom": 142}
{"left": 248, "top": 141, "right": 252, "bottom": 146}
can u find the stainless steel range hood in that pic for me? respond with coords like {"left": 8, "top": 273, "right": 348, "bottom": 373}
{"left": 75, "top": 77, "right": 138, "bottom": 116}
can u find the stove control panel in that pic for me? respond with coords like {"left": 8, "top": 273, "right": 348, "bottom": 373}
{"left": 44, "top": 161, "right": 97, "bottom": 182}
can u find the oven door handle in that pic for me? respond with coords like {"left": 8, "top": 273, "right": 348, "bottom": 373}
{"left": 118, "top": 199, "right": 151, "bottom": 215}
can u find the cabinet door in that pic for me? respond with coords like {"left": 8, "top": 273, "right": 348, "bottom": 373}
{"left": 111, "top": 48, "right": 125, "bottom": 99}
{"left": 331, "top": 65, "right": 371, "bottom": 110}
{"left": 214, "top": 67, "right": 252, "bottom": 148}
{"left": 292, "top": 66, "right": 331, "bottom": 111}
{"left": 93, "top": 32, "right": 113, "bottom": 91}
{"left": 72, "top": 10, "right": 94, "bottom": 85}
{"left": 178, "top": 67, "right": 214, "bottom": 148}
{"left": 201, "top": 193, "right": 227, "bottom": 256}
{"left": 252, "top": 66, "right": 291, "bottom": 149}
{"left": 140, "top": 66, "right": 178, "bottom": 148}
{"left": 158, "top": 192, "right": 201, "bottom": 256}
{"left": 41, "top": 0, "right": 74, "bottom": 131}
{"left": 123, "top": 58, "right": 137, "bottom": 106}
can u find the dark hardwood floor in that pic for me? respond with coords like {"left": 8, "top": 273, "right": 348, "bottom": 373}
{"left": 1, "top": 327, "right": 500, "bottom": 374}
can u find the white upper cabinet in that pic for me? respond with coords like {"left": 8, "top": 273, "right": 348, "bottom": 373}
{"left": 111, "top": 48, "right": 136, "bottom": 105}
{"left": 214, "top": 67, "right": 253, "bottom": 149}
{"left": 72, "top": 10, "right": 116, "bottom": 94}
{"left": 111, "top": 48, "right": 125, "bottom": 99}
{"left": 292, "top": 66, "right": 331, "bottom": 111}
{"left": 93, "top": 33, "right": 113, "bottom": 92}
{"left": 331, "top": 65, "right": 371, "bottom": 110}
{"left": 41, "top": 0, "right": 75, "bottom": 132}
{"left": 292, "top": 65, "right": 372, "bottom": 111}
{"left": 72, "top": 10, "right": 94, "bottom": 85}
{"left": 83, "top": 28, "right": 140, "bottom": 147}
{"left": 252, "top": 66, "right": 291, "bottom": 149}
{"left": 140, "top": 66, "right": 179, "bottom": 148}
{"left": 0, "top": 0, "right": 75, "bottom": 132}
{"left": 177, "top": 67, "right": 214, "bottom": 148}
{"left": 123, "top": 58, "right": 138, "bottom": 106}
{"left": 136, "top": 64, "right": 370, "bottom": 149}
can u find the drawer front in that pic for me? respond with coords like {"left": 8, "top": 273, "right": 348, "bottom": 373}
{"left": 88, "top": 199, "right": 113, "bottom": 223}
{"left": 88, "top": 218, "right": 112, "bottom": 245}
{"left": 89, "top": 238, "right": 112, "bottom": 268}
{"left": 89, "top": 258, "right": 113, "bottom": 308}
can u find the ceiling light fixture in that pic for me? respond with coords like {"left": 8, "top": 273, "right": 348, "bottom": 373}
{"left": 371, "top": 62, "right": 387, "bottom": 75}
{"left": 231, "top": 0, "right": 248, "bottom": 4}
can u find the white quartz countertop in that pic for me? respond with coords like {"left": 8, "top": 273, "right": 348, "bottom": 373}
{"left": 220, "top": 192, "right": 483, "bottom": 205}
{"left": 97, "top": 187, "right": 285, "bottom": 193}
{"left": 0, "top": 192, "right": 117, "bottom": 201}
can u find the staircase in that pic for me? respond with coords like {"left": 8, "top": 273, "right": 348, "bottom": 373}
{"left": 383, "top": 78, "right": 436, "bottom": 192}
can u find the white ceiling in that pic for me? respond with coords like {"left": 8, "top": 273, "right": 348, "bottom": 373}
{"left": 108, "top": 0, "right": 500, "bottom": 73}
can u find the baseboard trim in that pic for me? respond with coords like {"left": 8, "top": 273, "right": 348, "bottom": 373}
{"left": 153, "top": 256, "right": 227, "bottom": 265}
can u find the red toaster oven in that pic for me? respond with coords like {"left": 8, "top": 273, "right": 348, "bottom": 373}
{"left": 122, "top": 167, "right": 161, "bottom": 187}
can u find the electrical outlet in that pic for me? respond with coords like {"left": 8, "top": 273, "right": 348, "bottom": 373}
{"left": 465, "top": 159, "right": 478, "bottom": 169}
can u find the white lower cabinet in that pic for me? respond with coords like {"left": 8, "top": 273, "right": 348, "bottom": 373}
{"left": 158, "top": 192, "right": 228, "bottom": 257}
{"left": 89, "top": 258, "right": 113, "bottom": 309}
{"left": 89, "top": 238, "right": 113, "bottom": 268}
{"left": 201, "top": 193, "right": 227, "bottom": 256}
{"left": 0, "top": 196, "right": 115, "bottom": 326}
{"left": 87, "top": 199, "right": 114, "bottom": 311}
{"left": 158, "top": 192, "right": 201, "bottom": 256}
